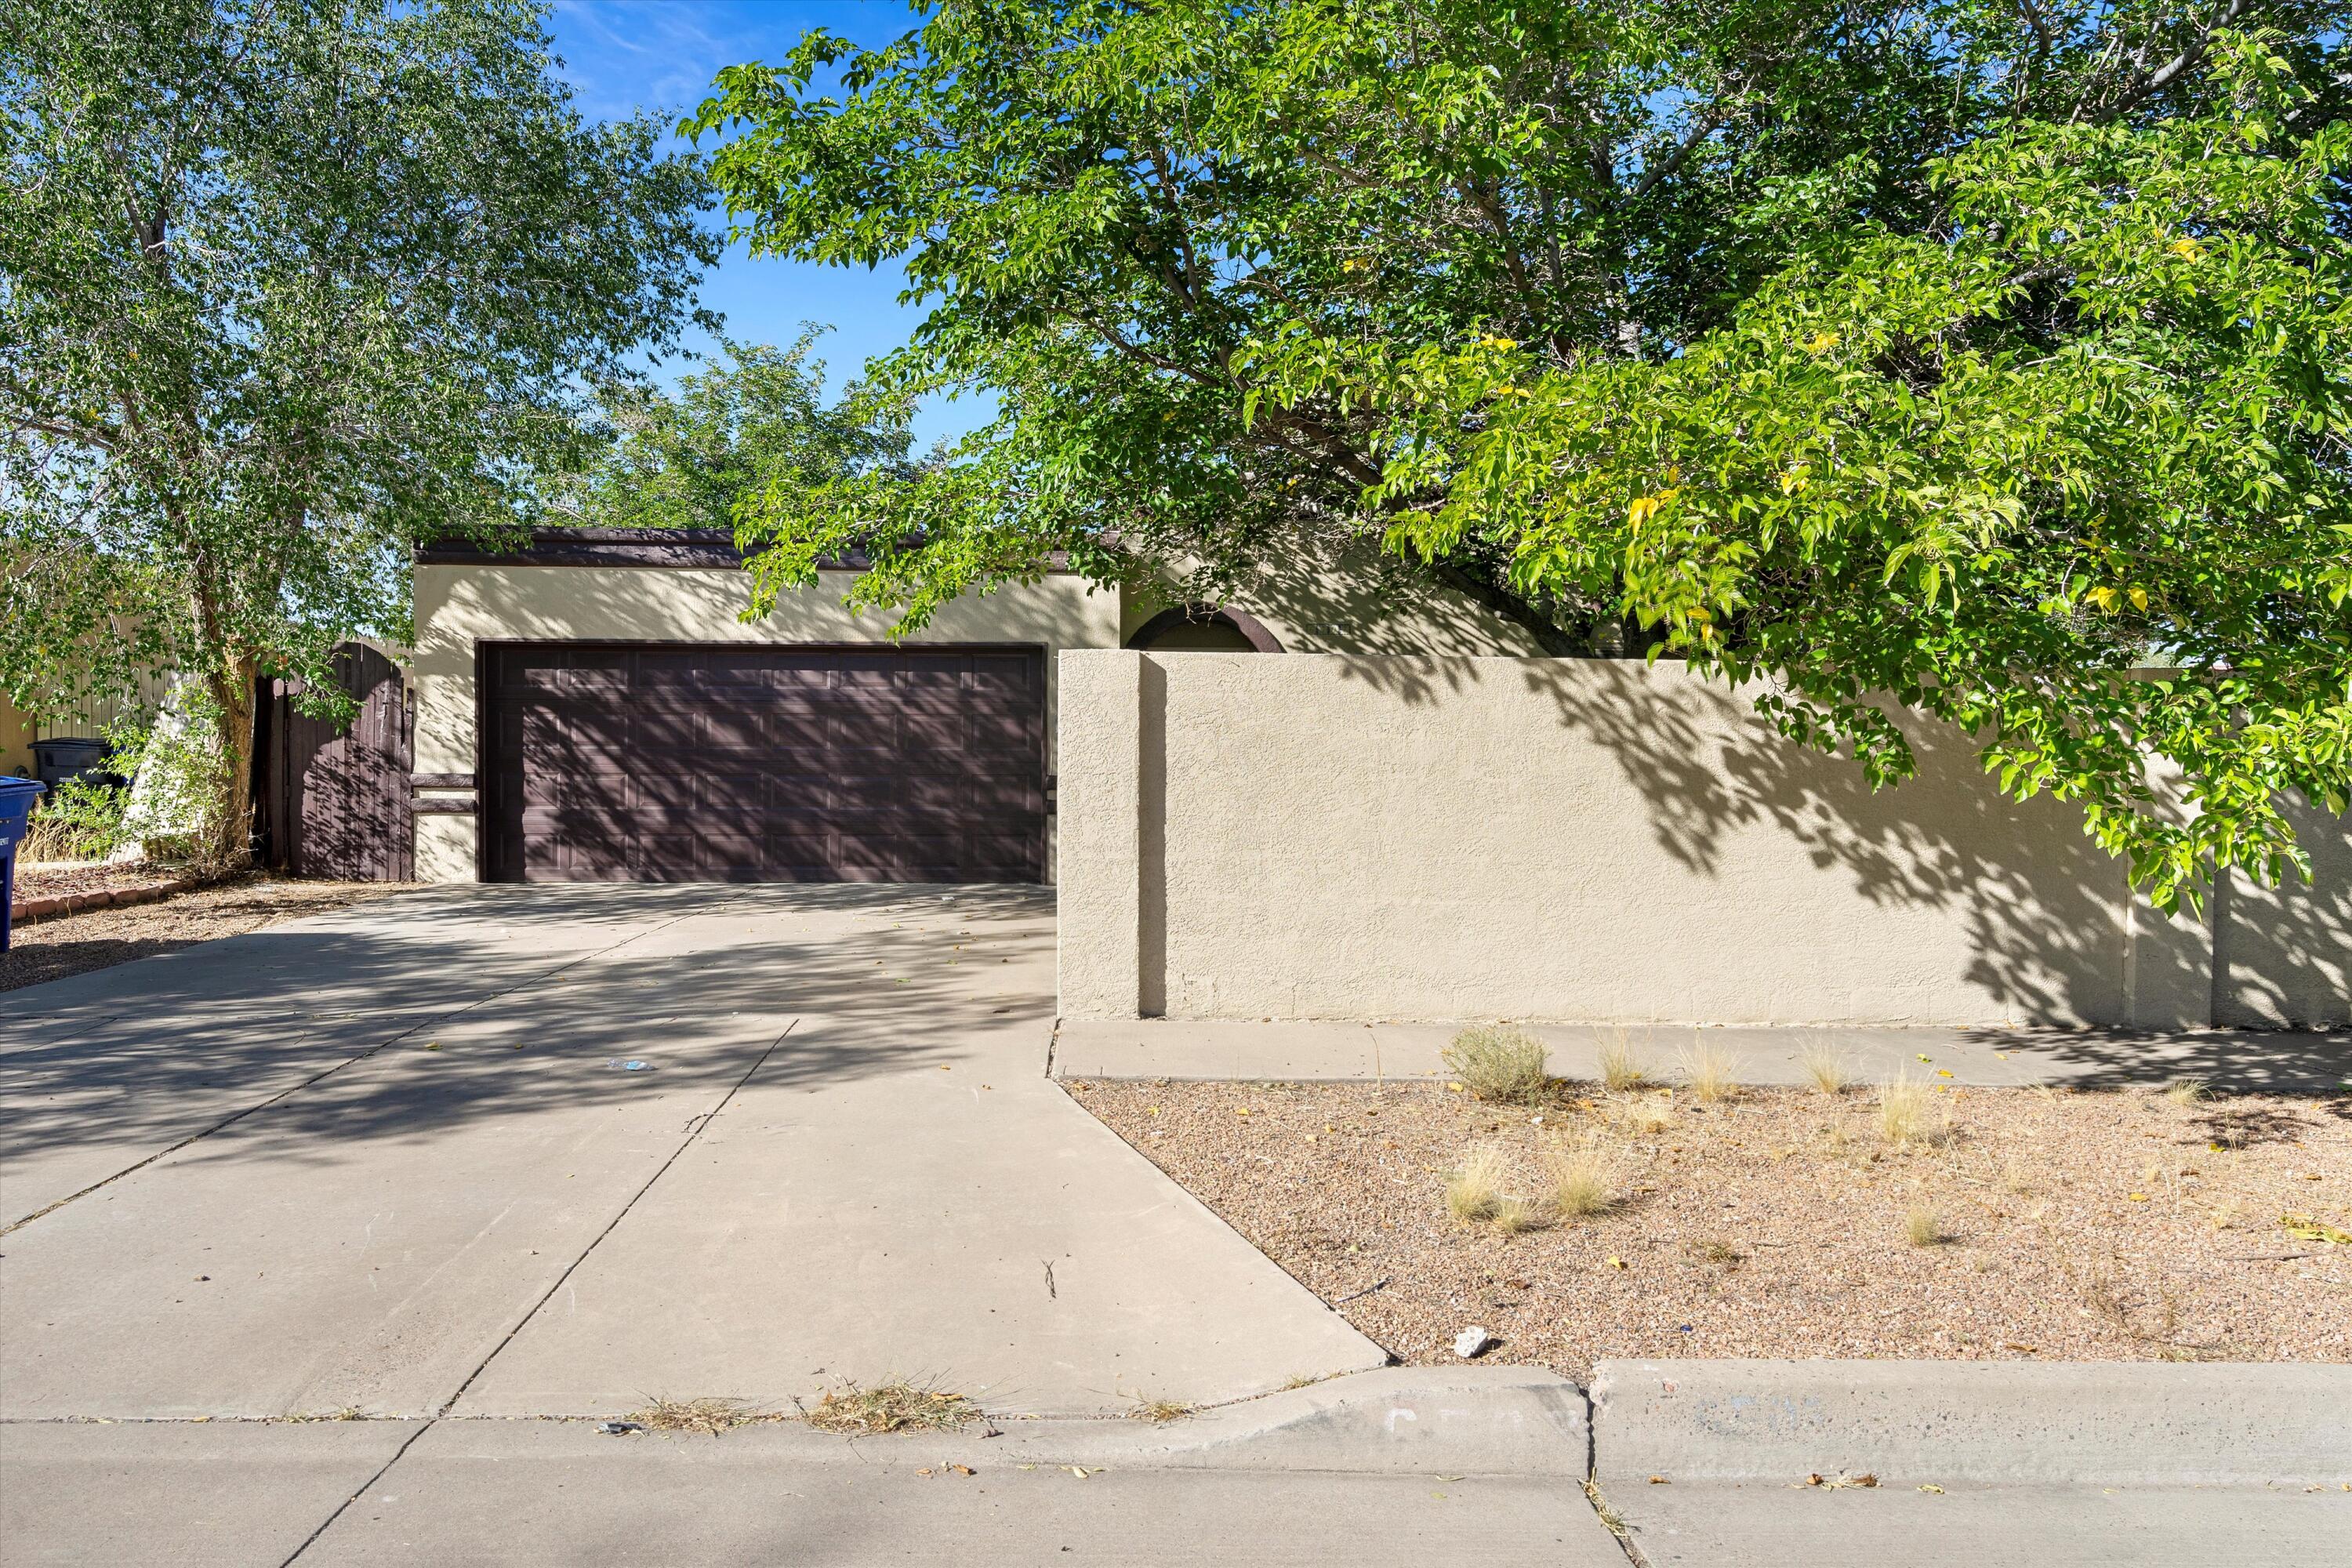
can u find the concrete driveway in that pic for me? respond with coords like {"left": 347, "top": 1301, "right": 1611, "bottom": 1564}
{"left": 9, "top": 886, "right": 1605, "bottom": 1566}
{"left": 2, "top": 884, "right": 1382, "bottom": 1420}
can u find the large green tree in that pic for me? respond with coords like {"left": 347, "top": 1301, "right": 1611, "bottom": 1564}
{"left": 693, "top": 0, "right": 2350, "bottom": 909}
{"left": 546, "top": 332, "right": 917, "bottom": 533}
{"left": 1, "top": 0, "right": 716, "bottom": 862}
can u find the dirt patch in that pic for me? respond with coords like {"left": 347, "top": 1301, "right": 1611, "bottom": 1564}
{"left": 12, "top": 862, "right": 177, "bottom": 903}
{"left": 1067, "top": 1078, "right": 2352, "bottom": 1378}
{"left": 2, "top": 875, "right": 413, "bottom": 993}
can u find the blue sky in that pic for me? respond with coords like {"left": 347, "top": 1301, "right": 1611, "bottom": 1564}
{"left": 544, "top": 2, "right": 989, "bottom": 447}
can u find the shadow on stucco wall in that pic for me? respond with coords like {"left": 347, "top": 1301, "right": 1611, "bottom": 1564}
{"left": 2212, "top": 792, "right": 2352, "bottom": 1029}
{"left": 1324, "top": 656, "right": 2343, "bottom": 1030}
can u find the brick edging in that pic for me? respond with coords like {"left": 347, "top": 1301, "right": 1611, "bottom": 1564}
{"left": 9, "top": 877, "right": 203, "bottom": 925}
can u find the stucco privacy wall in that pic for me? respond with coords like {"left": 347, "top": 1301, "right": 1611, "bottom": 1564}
{"left": 1058, "top": 650, "right": 2350, "bottom": 1029}
{"left": 411, "top": 564, "right": 1121, "bottom": 881}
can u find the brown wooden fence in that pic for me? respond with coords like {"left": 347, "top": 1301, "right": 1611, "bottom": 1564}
{"left": 256, "top": 644, "right": 412, "bottom": 881}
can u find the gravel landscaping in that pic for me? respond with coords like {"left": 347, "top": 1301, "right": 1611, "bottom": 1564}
{"left": 1067, "top": 1075, "right": 2352, "bottom": 1378}
{"left": 2, "top": 875, "right": 411, "bottom": 993}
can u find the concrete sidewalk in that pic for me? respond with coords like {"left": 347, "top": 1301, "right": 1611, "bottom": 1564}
{"left": 1591, "top": 1359, "right": 2352, "bottom": 1567}
{"left": 1, "top": 1374, "right": 1624, "bottom": 1567}
{"left": 1053, "top": 1018, "right": 2352, "bottom": 1094}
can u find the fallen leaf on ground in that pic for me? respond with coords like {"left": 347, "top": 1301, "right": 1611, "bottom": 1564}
{"left": 2281, "top": 1214, "right": 2351, "bottom": 1244}
{"left": 1919, "top": 1483, "right": 1946, "bottom": 1494}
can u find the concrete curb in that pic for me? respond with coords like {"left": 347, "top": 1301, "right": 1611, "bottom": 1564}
{"left": 11, "top": 876, "right": 199, "bottom": 925}
{"left": 564, "top": 1367, "right": 1592, "bottom": 1476}
{"left": 1592, "top": 1359, "right": 2352, "bottom": 1489}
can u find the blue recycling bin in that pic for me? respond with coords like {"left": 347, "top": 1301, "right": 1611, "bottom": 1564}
{"left": 2, "top": 775, "right": 49, "bottom": 951}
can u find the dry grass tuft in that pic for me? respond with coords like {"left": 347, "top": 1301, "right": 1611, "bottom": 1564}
{"left": 1583, "top": 1475, "right": 1631, "bottom": 1538}
{"left": 2164, "top": 1077, "right": 2210, "bottom": 1107}
{"left": 626, "top": 1396, "right": 768, "bottom": 1436}
{"left": 1544, "top": 1142, "right": 1619, "bottom": 1218}
{"left": 1130, "top": 1398, "right": 1195, "bottom": 1424}
{"left": 1597, "top": 1031, "right": 1645, "bottom": 1091}
{"left": 1444, "top": 1142, "right": 1512, "bottom": 1224}
{"left": 1443, "top": 1025, "right": 1551, "bottom": 1105}
{"left": 1679, "top": 1042, "right": 1740, "bottom": 1103}
{"left": 1875, "top": 1072, "right": 1946, "bottom": 1147}
{"left": 800, "top": 1381, "right": 979, "bottom": 1436}
{"left": 1904, "top": 1205, "right": 1949, "bottom": 1247}
{"left": 1614, "top": 1089, "right": 1676, "bottom": 1136}
{"left": 1801, "top": 1044, "right": 1850, "bottom": 1095}
{"left": 1490, "top": 1194, "right": 1548, "bottom": 1235}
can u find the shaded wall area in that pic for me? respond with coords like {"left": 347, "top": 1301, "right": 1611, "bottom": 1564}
{"left": 1057, "top": 652, "right": 2350, "bottom": 1029}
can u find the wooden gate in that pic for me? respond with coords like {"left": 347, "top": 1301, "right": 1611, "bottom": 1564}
{"left": 259, "top": 644, "right": 412, "bottom": 880}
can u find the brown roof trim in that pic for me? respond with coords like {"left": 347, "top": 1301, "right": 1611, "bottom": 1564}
{"left": 415, "top": 527, "right": 1076, "bottom": 574}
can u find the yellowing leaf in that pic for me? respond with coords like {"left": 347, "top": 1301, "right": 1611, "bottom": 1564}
{"left": 2281, "top": 1214, "right": 2352, "bottom": 1244}
{"left": 1802, "top": 330, "right": 1840, "bottom": 355}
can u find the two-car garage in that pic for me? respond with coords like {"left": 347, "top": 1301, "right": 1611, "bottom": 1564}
{"left": 411, "top": 529, "right": 1111, "bottom": 884}
{"left": 479, "top": 642, "right": 1048, "bottom": 884}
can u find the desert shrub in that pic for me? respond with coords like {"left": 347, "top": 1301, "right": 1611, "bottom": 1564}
{"left": 1443, "top": 1024, "right": 1550, "bottom": 1105}
{"left": 22, "top": 774, "right": 131, "bottom": 862}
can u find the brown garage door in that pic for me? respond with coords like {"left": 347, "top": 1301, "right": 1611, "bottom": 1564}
{"left": 481, "top": 644, "right": 1047, "bottom": 884}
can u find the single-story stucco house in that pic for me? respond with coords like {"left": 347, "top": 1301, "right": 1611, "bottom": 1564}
{"left": 408, "top": 526, "right": 1541, "bottom": 885}
{"left": 406, "top": 527, "right": 2348, "bottom": 1033}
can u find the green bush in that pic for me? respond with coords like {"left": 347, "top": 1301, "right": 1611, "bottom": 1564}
{"left": 24, "top": 773, "right": 131, "bottom": 862}
{"left": 1443, "top": 1025, "right": 1552, "bottom": 1105}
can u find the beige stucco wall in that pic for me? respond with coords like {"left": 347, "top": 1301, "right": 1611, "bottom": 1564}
{"left": 2212, "top": 792, "right": 2352, "bottom": 1028}
{"left": 1059, "top": 651, "right": 2347, "bottom": 1029}
{"left": 410, "top": 564, "right": 1123, "bottom": 882}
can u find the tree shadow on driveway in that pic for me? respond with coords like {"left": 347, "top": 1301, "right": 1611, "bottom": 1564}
{"left": 0, "top": 883, "right": 1057, "bottom": 1212}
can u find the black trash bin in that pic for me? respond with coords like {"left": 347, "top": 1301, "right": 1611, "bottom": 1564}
{"left": 31, "top": 738, "right": 111, "bottom": 791}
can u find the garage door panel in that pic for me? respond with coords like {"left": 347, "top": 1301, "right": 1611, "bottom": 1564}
{"left": 484, "top": 644, "right": 1045, "bottom": 884}
{"left": 965, "top": 712, "right": 1040, "bottom": 748}
{"left": 696, "top": 774, "right": 773, "bottom": 811}
{"left": 968, "top": 656, "right": 1040, "bottom": 695}
{"left": 697, "top": 710, "right": 771, "bottom": 748}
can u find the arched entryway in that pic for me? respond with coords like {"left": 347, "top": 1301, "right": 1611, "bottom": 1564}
{"left": 1123, "top": 604, "right": 1285, "bottom": 652}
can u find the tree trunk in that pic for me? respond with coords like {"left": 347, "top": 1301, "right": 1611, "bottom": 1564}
{"left": 202, "top": 651, "right": 259, "bottom": 872}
